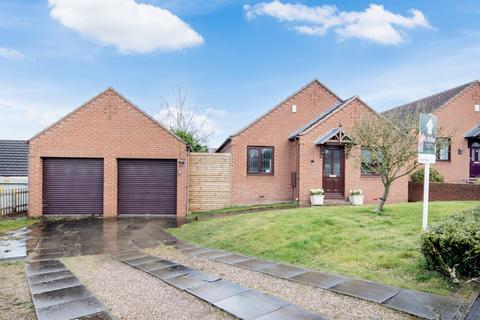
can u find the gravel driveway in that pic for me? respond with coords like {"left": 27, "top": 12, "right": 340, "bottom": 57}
{"left": 62, "top": 255, "right": 234, "bottom": 320}
{"left": 145, "top": 245, "right": 414, "bottom": 320}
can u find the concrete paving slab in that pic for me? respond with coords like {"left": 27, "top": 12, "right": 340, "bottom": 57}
{"left": 75, "top": 311, "right": 114, "bottom": 319}
{"left": 382, "top": 290, "right": 438, "bottom": 319}
{"left": 116, "top": 251, "right": 149, "bottom": 261}
{"left": 122, "top": 255, "right": 161, "bottom": 267}
{"left": 28, "top": 270, "right": 74, "bottom": 285}
{"left": 26, "top": 261, "right": 68, "bottom": 276}
{"left": 290, "top": 271, "right": 347, "bottom": 289}
{"left": 32, "top": 285, "right": 93, "bottom": 309}
{"left": 136, "top": 259, "right": 177, "bottom": 272}
{"left": 186, "top": 270, "right": 221, "bottom": 282}
{"left": 186, "top": 279, "right": 250, "bottom": 303}
{"left": 150, "top": 265, "right": 193, "bottom": 279}
{"left": 234, "top": 259, "right": 277, "bottom": 271}
{"left": 195, "top": 250, "right": 230, "bottom": 259}
{"left": 256, "top": 304, "right": 327, "bottom": 320}
{"left": 260, "top": 264, "right": 308, "bottom": 279}
{"left": 214, "top": 289, "right": 289, "bottom": 320}
{"left": 164, "top": 275, "right": 207, "bottom": 290}
{"left": 30, "top": 252, "right": 66, "bottom": 261}
{"left": 385, "top": 289, "right": 462, "bottom": 320}
{"left": 35, "top": 296, "right": 106, "bottom": 320}
{"left": 330, "top": 279, "right": 401, "bottom": 304}
{"left": 181, "top": 247, "right": 213, "bottom": 256}
{"left": 214, "top": 254, "right": 253, "bottom": 264}
{"left": 30, "top": 276, "right": 81, "bottom": 295}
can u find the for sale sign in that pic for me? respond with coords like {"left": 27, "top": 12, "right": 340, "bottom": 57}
{"left": 418, "top": 113, "right": 437, "bottom": 164}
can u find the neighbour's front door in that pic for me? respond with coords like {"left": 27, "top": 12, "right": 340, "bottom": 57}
{"left": 323, "top": 147, "right": 345, "bottom": 196}
{"left": 470, "top": 143, "right": 480, "bottom": 178}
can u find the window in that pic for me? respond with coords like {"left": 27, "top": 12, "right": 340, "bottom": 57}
{"left": 436, "top": 138, "right": 451, "bottom": 161}
{"left": 361, "top": 148, "right": 381, "bottom": 175}
{"left": 247, "top": 146, "right": 273, "bottom": 174}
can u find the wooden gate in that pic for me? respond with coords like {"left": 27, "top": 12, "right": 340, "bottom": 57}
{"left": 189, "top": 153, "right": 231, "bottom": 212}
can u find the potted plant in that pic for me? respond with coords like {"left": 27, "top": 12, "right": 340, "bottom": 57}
{"left": 309, "top": 189, "right": 325, "bottom": 206}
{"left": 349, "top": 189, "right": 364, "bottom": 205}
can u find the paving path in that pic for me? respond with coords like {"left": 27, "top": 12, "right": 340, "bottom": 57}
{"left": 115, "top": 248, "right": 327, "bottom": 320}
{"left": 1, "top": 217, "right": 478, "bottom": 320}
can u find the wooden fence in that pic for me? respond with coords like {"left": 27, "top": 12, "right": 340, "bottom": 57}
{"left": 189, "top": 153, "right": 232, "bottom": 212}
{"left": 0, "top": 188, "right": 28, "bottom": 216}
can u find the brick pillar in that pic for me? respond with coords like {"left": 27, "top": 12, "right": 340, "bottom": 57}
{"left": 103, "top": 156, "right": 117, "bottom": 218}
{"left": 28, "top": 156, "right": 43, "bottom": 217}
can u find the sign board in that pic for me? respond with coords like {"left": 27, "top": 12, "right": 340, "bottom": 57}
{"left": 418, "top": 113, "right": 437, "bottom": 164}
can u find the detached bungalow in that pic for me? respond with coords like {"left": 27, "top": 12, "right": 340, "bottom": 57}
{"left": 384, "top": 80, "right": 480, "bottom": 184}
{"left": 217, "top": 80, "right": 408, "bottom": 206}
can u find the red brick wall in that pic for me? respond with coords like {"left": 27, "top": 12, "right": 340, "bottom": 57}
{"left": 297, "top": 99, "right": 408, "bottom": 205}
{"left": 228, "top": 81, "right": 340, "bottom": 204}
{"left": 28, "top": 89, "right": 188, "bottom": 218}
{"left": 409, "top": 181, "right": 480, "bottom": 201}
{"left": 434, "top": 83, "right": 480, "bottom": 183}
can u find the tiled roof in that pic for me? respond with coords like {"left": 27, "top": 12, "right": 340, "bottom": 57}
{"left": 465, "top": 124, "right": 480, "bottom": 138}
{"left": 382, "top": 81, "right": 476, "bottom": 117}
{"left": 288, "top": 96, "right": 357, "bottom": 140}
{"left": 315, "top": 128, "right": 341, "bottom": 145}
{"left": 0, "top": 140, "right": 28, "bottom": 177}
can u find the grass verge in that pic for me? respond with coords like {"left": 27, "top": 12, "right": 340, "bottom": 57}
{"left": 0, "top": 217, "right": 37, "bottom": 235}
{"left": 170, "top": 201, "right": 479, "bottom": 296}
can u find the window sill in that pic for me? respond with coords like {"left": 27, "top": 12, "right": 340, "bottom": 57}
{"left": 436, "top": 159, "right": 451, "bottom": 162}
{"left": 247, "top": 173, "right": 274, "bottom": 176}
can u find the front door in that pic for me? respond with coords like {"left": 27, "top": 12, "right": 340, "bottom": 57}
{"left": 323, "top": 147, "right": 345, "bottom": 196}
{"left": 470, "top": 143, "right": 480, "bottom": 178}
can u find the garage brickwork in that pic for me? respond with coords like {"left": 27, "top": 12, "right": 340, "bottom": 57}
{"left": 28, "top": 88, "right": 188, "bottom": 218}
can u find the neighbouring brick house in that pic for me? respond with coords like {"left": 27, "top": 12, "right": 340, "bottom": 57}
{"left": 28, "top": 88, "right": 188, "bottom": 218}
{"left": 0, "top": 140, "right": 28, "bottom": 190}
{"left": 384, "top": 80, "right": 480, "bottom": 184}
{"left": 217, "top": 80, "right": 408, "bottom": 206}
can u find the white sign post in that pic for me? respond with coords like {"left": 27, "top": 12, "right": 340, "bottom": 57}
{"left": 418, "top": 114, "right": 437, "bottom": 231}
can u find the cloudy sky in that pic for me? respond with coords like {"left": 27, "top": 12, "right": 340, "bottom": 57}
{"left": 0, "top": 0, "right": 479, "bottom": 147}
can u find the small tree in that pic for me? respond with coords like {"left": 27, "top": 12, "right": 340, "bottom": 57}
{"left": 157, "top": 86, "right": 212, "bottom": 152}
{"left": 347, "top": 107, "right": 451, "bottom": 213}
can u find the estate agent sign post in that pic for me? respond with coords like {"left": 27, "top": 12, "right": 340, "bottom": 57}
{"left": 418, "top": 113, "right": 437, "bottom": 230}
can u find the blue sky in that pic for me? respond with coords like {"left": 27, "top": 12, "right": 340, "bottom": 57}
{"left": 0, "top": 0, "right": 479, "bottom": 147}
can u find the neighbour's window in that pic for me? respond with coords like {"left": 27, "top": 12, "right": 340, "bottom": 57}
{"left": 361, "top": 148, "right": 381, "bottom": 175}
{"left": 247, "top": 146, "right": 273, "bottom": 174}
{"left": 436, "top": 138, "right": 451, "bottom": 161}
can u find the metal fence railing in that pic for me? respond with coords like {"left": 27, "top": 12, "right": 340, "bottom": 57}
{"left": 0, "top": 188, "right": 28, "bottom": 216}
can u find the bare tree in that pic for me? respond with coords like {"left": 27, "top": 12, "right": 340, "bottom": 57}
{"left": 347, "top": 106, "right": 452, "bottom": 213}
{"left": 158, "top": 86, "right": 213, "bottom": 151}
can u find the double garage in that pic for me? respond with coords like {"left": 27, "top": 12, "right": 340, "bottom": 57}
{"left": 42, "top": 158, "right": 177, "bottom": 215}
{"left": 28, "top": 88, "right": 189, "bottom": 218}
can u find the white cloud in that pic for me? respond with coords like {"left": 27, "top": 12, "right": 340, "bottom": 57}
{"left": 244, "top": 1, "right": 431, "bottom": 45}
{"left": 48, "top": 0, "right": 204, "bottom": 54}
{"left": 206, "top": 107, "right": 226, "bottom": 117}
{"left": 0, "top": 47, "right": 24, "bottom": 59}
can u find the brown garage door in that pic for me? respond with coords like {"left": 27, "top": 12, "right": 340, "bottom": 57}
{"left": 42, "top": 158, "right": 104, "bottom": 215}
{"left": 118, "top": 159, "right": 177, "bottom": 215}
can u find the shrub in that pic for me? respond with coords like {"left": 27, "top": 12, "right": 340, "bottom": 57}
{"left": 410, "top": 167, "right": 444, "bottom": 183}
{"left": 421, "top": 206, "right": 480, "bottom": 282}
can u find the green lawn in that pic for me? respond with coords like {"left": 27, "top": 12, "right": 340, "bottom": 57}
{"left": 169, "top": 201, "right": 479, "bottom": 296}
{"left": 0, "top": 217, "right": 37, "bottom": 235}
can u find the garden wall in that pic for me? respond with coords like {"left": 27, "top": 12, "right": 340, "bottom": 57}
{"left": 189, "top": 153, "right": 232, "bottom": 212}
{"left": 408, "top": 181, "right": 480, "bottom": 202}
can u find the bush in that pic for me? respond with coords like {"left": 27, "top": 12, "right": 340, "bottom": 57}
{"left": 410, "top": 167, "right": 444, "bottom": 183}
{"left": 421, "top": 206, "right": 480, "bottom": 282}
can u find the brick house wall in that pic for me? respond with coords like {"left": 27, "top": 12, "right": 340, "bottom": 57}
{"left": 433, "top": 82, "right": 480, "bottom": 183}
{"left": 297, "top": 99, "right": 408, "bottom": 205}
{"left": 226, "top": 81, "right": 340, "bottom": 205}
{"left": 28, "top": 88, "right": 188, "bottom": 218}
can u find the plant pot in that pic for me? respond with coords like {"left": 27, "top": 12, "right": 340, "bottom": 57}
{"left": 310, "top": 195, "right": 324, "bottom": 206}
{"left": 350, "top": 194, "right": 364, "bottom": 206}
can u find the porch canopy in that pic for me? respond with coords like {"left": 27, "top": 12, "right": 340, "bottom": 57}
{"left": 464, "top": 124, "right": 480, "bottom": 139}
{"left": 315, "top": 128, "right": 351, "bottom": 145}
